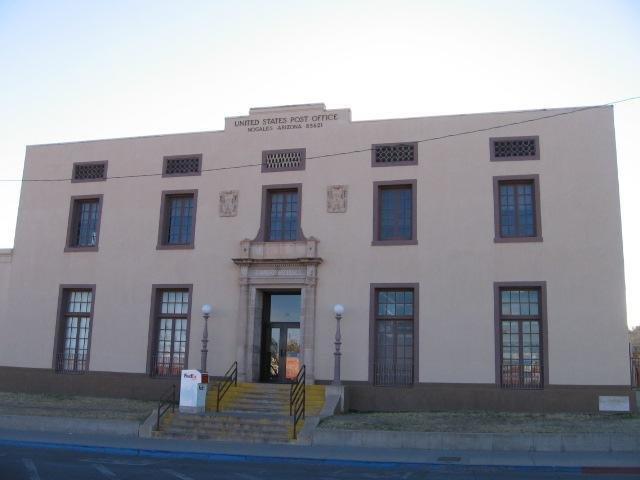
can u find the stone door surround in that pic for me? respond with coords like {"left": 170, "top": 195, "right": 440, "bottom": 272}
{"left": 233, "top": 237, "right": 321, "bottom": 383}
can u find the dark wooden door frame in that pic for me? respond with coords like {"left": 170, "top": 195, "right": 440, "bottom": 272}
{"left": 259, "top": 291, "right": 301, "bottom": 383}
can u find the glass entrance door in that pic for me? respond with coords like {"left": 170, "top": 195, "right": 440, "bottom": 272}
{"left": 262, "top": 292, "right": 301, "bottom": 383}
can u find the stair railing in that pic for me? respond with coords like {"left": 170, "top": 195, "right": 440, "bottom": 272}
{"left": 216, "top": 361, "right": 238, "bottom": 412}
{"left": 289, "top": 364, "right": 306, "bottom": 439}
{"left": 155, "top": 384, "right": 177, "bottom": 431}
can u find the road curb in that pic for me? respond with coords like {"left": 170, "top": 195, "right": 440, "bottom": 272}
{"left": 312, "top": 428, "right": 640, "bottom": 452}
{"left": 0, "top": 414, "right": 140, "bottom": 437}
{"left": 0, "top": 437, "right": 586, "bottom": 474}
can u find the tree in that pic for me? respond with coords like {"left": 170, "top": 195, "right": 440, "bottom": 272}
{"left": 630, "top": 325, "right": 640, "bottom": 349}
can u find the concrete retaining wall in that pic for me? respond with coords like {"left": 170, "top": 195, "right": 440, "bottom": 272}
{"left": 312, "top": 428, "right": 640, "bottom": 452}
{"left": 0, "top": 414, "right": 141, "bottom": 437}
{"left": 0, "top": 366, "right": 177, "bottom": 401}
{"left": 343, "top": 384, "right": 636, "bottom": 413}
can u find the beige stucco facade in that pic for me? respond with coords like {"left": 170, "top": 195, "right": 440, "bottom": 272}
{"left": 0, "top": 249, "right": 11, "bottom": 328}
{"left": 0, "top": 103, "right": 631, "bottom": 410}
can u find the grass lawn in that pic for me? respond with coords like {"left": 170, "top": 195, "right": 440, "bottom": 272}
{"left": 319, "top": 410, "right": 640, "bottom": 434}
{"left": 0, "top": 392, "right": 155, "bottom": 422}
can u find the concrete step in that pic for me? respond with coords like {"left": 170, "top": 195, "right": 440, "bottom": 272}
{"left": 169, "top": 418, "right": 290, "bottom": 431}
{"left": 229, "top": 384, "right": 291, "bottom": 390}
{"left": 163, "top": 383, "right": 326, "bottom": 443}
{"left": 207, "top": 384, "right": 324, "bottom": 398}
{"left": 160, "top": 432, "right": 291, "bottom": 443}
{"left": 222, "top": 402, "right": 288, "bottom": 409}
{"left": 161, "top": 412, "right": 291, "bottom": 435}
{"left": 220, "top": 393, "right": 291, "bottom": 401}
{"left": 211, "top": 392, "right": 324, "bottom": 402}
{"left": 165, "top": 428, "right": 289, "bottom": 438}
{"left": 223, "top": 402, "right": 323, "bottom": 410}
{"left": 166, "top": 421, "right": 293, "bottom": 432}
{"left": 225, "top": 407, "right": 288, "bottom": 413}
{"left": 226, "top": 406, "right": 287, "bottom": 412}
{"left": 223, "top": 397, "right": 288, "bottom": 403}
{"left": 223, "top": 383, "right": 290, "bottom": 391}
{"left": 225, "top": 398, "right": 288, "bottom": 404}
{"left": 167, "top": 428, "right": 289, "bottom": 438}
{"left": 169, "top": 411, "right": 290, "bottom": 422}
{"left": 208, "top": 393, "right": 290, "bottom": 401}
{"left": 160, "top": 419, "right": 293, "bottom": 442}
{"left": 158, "top": 427, "right": 291, "bottom": 442}
{"left": 229, "top": 396, "right": 289, "bottom": 403}
{"left": 218, "top": 396, "right": 324, "bottom": 405}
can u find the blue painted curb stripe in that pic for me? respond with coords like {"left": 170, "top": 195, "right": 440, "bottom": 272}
{"left": 0, "top": 438, "right": 596, "bottom": 474}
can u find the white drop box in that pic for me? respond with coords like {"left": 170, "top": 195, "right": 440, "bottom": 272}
{"left": 179, "top": 369, "right": 209, "bottom": 414}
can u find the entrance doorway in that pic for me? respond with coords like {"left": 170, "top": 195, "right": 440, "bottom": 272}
{"left": 260, "top": 291, "right": 301, "bottom": 383}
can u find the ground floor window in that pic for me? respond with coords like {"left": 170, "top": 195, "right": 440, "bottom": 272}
{"left": 55, "top": 287, "right": 94, "bottom": 373}
{"left": 497, "top": 285, "right": 544, "bottom": 389}
{"left": 372, "top": 286, "right": 416, "bottom": 386}
{"left": 150, "top": 288, "right": 191, "bottom": 377}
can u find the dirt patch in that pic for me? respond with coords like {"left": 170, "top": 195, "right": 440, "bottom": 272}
{"left": 319, "top": 410, "right": 640, "bottom": 434}
{"left": 0, "top": 392, "right": 155, "bottom": 422}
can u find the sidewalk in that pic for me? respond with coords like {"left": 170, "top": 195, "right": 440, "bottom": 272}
{"left": 0, "top": 428, "right": 638, "bottom": 472}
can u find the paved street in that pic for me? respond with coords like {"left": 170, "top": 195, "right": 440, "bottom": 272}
{"left": 0, "top": 445, "right": 636, "bottom": 480}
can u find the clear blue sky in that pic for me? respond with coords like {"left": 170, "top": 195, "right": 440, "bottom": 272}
{"left": 1, "top": 0, "right": 639, "bottom": 327}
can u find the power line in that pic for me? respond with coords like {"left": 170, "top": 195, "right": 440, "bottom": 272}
{"left": 1, "top": 95, "right": 638, "bottom": 183}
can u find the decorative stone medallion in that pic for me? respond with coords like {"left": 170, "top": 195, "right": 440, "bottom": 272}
{"left": 219, "top": 190, "right": 239, "bottom": 217}
{"left": 327, "top": 185, "right": 347, "bottom": 213}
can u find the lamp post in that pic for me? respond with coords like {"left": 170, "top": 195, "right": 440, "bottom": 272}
{"left": 332, "top": 304, "right": 344, "bottom": 386}
{"left": 200, "top": 304, "right": 212, "bottom": 372}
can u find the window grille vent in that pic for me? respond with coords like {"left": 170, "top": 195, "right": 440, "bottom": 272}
{"left": 73, "top": 163, "right": 106, "bottom": 181}
{"left": 374, "top": 144, "right": 416, "bottom": 164}
{"left": 493, "top": 138, "right": 538, "bottom": 159}
{"left": 262, "top": 149, "right": 305, "bottom": 172}
{"left": 164, "top": 157, "right": 201, "bottom": 176}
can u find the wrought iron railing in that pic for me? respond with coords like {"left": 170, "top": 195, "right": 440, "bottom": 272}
{"left": 500, "top": 362, "right": 543, "bottom": 389}
{"left": 54, "top": 352, "right": 87, "bottom": 374}
{"left": 155, "top": 384, "right": 177, "bottom": 431}
{"left": 373, "top": 363, "right": 413, "bottom": 386}
{"left": 289, "top": 365, "right": 305, "bottom": 440}
{"left": 150, "top": 353, "right": 185, "bottom": 378}
{"left": 216, "top": 361, "right": 238, "bottom": 412}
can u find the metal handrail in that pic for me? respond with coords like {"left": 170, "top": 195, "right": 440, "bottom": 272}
{"left": 216, "top": 361, "right": 238, "bottom": 412}
{"left": 289, "top": 365, "right": 306, "bottom": 440}
{"left": 155, "top": 384, "right": 176, "bottom": 431}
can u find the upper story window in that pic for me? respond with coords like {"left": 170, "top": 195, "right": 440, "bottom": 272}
{"left": 66, "top": 195, "right": 102, "bottom": 251}
{"left": 372, "top": 180, "right": 417, "bottom": 246}
{"left": 163, "top": 155, "right": 202, "bottom": 177}
{"left": 158, "top": 190, "right": 197, "bottom": 249}
{"left": 72, "top": 161, "right": 107, "bottom": 182}
{"left": 255, "top": 184, "right": 304, "bottom": 242}
{"left": 493, "top": 175, "right": 542, "bottom": 243}
{"left": 490, "top": 136, "right": 540, "bottom": 161}
{"left": 262, "top": 149, "right": 306, "bottom": 172}
{"left": 267, "top": 189, "right": 299, "bottom": 241}
{"left": 55, "top": 287, "right": 95, "bottom": 373}
{"left": 372, "top": 143, "right": 417, "bottom": 167}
